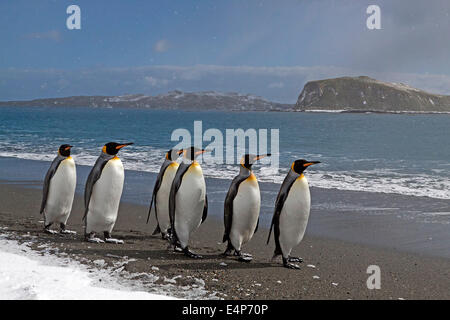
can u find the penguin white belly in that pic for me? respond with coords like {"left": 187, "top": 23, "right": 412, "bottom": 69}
{"left": 45, "top": 158, "right": 77, "bottom": 224}
{"left": 230, "top": 176, "right": 260, "bottom": 251}
{"left": 175, "top": 163, "right": 206, "bottom": 248}
{"left": 86, "top": 158, "right": 124, "bottom": 233}
{"left": 279, "top": 176, "right": 311, "bottom": 258}
{"left": 155, "top": 162, "right": 178, "bottom": 233}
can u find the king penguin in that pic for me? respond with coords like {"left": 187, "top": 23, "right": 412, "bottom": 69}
{"left": 147, "top": 148, "right": 183, "bottom": 239}
{"left": 40, "top": 144, "right": 77, "bottom": 234}
{"left": 169, "top": 146, "right": 209, "bottom": 258}
{"left": 83, "top": 142, "right": 133, "bottom": 243}
{"left": 267, "top": 159, "right": 320, "bottom": 269}
{"left": 222, "top": 153, "right": 271, "bottom": 262}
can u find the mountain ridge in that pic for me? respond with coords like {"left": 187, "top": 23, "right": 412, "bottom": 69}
{"left": 0, "top": 90, "right": 292, "bottom": 112}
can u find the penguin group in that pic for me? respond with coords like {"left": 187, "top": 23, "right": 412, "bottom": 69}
{"left": 40, "top": 143, "right": 320, "bottom": 269}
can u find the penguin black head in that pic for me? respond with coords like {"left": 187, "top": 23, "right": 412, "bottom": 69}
{"left": 102, "top": 142, "right": 134, "bottom": 155}
{"left": 240, "top": 153, "right": 271, "bottom": 170}
{"left": 166, "top": 149, "right": 183, "bottom": 161}
{"left": 183, "top": 146, "right": 210, "bottom": 161}
{"left": 291, "top": 159, "right": 321, "bottom": 174}
{"left": 58, "top": 144, "right": 73, "bottom": 157}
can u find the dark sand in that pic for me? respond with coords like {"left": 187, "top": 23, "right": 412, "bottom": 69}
{"left": 0, "top": 182, "right": 449, "bottom": 300}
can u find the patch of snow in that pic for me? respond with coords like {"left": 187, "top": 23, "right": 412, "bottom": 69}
{"left": 0, "top": 239, "right": 173, "bottom": 300}
{"left": 0, "top": 232, "right": 218, "bottom": 300}
{"left": 93, "top": 259, "right": 106, "bottom": 267}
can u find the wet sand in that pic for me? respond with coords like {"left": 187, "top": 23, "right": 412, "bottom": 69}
{"left": 0, "top": 182, "right": 449, "bottom": 299}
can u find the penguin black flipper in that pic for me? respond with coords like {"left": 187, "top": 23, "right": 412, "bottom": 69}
{"left": 40, "top": 156, "right": 64, "bottom": 214}
{"left": 152, "top": 225, "right": 161, "bottom": 235}
{"left": 254, "top": 218, "right": 260, "bottom": 234}
{"left": 146, "top": 160, "right": 171, "bottom": 224}
{"left": 223, "top": 174, "right": 250, "bottom": 243}
{"left": 266, "top": 171, "right": 298, "bottom": 249}
{"left": 202, "top": 194, "right": 208, "bottom": 224}
{"left": 168, "top": 162, "right": 191, "bottom": 243}
{"left": 82, "top": 154, "right": 112, "bottom": 220}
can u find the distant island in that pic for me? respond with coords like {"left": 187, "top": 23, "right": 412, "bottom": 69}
{"left": 2, "top": 76, "right": 450, "bottom": 113}
{"left": 0, "top": 91, "right": 291, "bottom": 112}
{"left": 295, "top": 76, "right": 450, "bottom": 113}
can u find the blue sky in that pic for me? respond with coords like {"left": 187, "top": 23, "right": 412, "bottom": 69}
{"left": 1, "top": 0, "right": 450, "bottom": 102}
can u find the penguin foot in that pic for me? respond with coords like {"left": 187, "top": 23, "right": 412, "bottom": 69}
{"left": 103, "top": 232, "right": 124, "bottom": 244}
{"left": 221, "top": 248, "right": 233, "bottom": 256}
{"left": 283, "top": 258, "right": 300, "bottom": 269}
{"left": 86, "top": 232, "right": 105, "bottom": 243}
{"left": 288, "top": 256, "right": 303, "bottom": 263}
{"left": 238, "top": 254, "right": 253, "bottom": 263}
{"left": 59, "top": 224, "right": 76, "bottom": 234}
{"left": 183, "top": 247, "right": 203, "bottom": 259}
{"left": 173, "top": 245, "right": 183, "bottom": 253}
{"left": 44, "top": 229, "right": 58, "bottom": 235}
{"left": 86, "top": 237, "right": 105, "bottom": 243}
{"left": 235, "top": 250, "right": 252, "bottom": 262}
{"left": 105, "top": 238, "right": 124, "bottom": 244}
{"left": 60, "top": 229, "right": 77, "bottom": 235}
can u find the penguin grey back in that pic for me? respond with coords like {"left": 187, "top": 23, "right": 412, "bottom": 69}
{"left": 40, "top": 155, "right": 65, "bottom": 214}
{"left": 223, "top": 167, "right": 252, "bottom": 243}
{"left": 147, "top": 158, "right": 172, "bottom": 224}
{"left": 266, "top": 169, "right": 299, "bottom": 248}
{"left": 83, "top": 152, "right": 114, "bottom": 220}
{"left": 168, "top": 162, "right": 191, "bottom": 241}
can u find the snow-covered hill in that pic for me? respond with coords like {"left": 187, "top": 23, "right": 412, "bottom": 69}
{"left": 0, "top": 90, "right": 292, "bottom": 111}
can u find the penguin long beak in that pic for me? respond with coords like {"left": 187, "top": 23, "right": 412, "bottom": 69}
{"left": 195, "top": 149, "right": 211, "bottom": 156}
{"left": 303, "top": 161, "right": 321, "bottom": 167}
{"left": 64, "top": 145, "right": 73, "bottom": 151}
{"left": 177, "top": 149, "right": 184, "bottom": 155}
{"left": 253, "top": 153, "right": 271, "bottom": 161}
{"left": 116, "top": 142, "right": 134, "bottom": 150}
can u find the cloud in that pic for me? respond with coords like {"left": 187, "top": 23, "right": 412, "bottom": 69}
{"left": 153, "top": 39, "right": 170, "bottom": 53}
{"left": 23, "top": 30, "right": 61, "bottom": 41}
{"left": 144, "top": 76, "right": 169, "bottom": 87}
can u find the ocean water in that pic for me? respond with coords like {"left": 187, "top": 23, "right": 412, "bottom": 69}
{"left": 0, "top": 106, "right": 449, "bottom": 200}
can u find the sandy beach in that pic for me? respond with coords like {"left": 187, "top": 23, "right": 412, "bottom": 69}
{"left": 1, "top": 179, "right": 449, "bottom": 300}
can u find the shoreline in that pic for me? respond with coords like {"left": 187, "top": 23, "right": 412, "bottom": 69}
{"left": 0, "top": 182, "right": 449, "bottom": 299}
{"left": 1, "top": 156, "right": 449, "bottom": 259}
{"left": 2, "top": 104, "right": 450, "bottom": 115}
